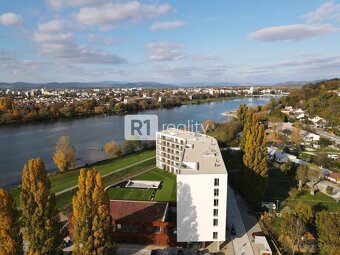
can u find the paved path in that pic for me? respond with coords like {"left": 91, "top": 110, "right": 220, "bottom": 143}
{"left": 55, "top": 156, "right": 155, "bottom": 196}
{"left": 227, "top": 186, "right": 255, "bottom": 255}
{"left": 314, "top": 128, "right": 340, "bottom": 145}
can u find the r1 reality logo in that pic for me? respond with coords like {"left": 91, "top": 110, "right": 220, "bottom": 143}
{"left": 124, "top": 115, "right": 158, "bottom": 141}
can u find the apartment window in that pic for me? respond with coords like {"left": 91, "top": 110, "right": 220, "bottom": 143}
{"left": 214, "top": 209, "right": 218, "bottom": 216}
{"left": 214, "top": 188, "right": 219, "bottom": 196}
{"left": 214, "top": 199, "right": 219, "bottom": 206}
{"left": 214, "top": 178, "right": 219, "bottom": 186}
{"left": 213, "top": 232, "right": 218, "bottom": 240}
{"left": 213, "top": 219, "right": 218, "bottom": 226}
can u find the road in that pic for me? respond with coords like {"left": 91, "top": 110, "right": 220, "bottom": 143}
{"left": 314, "top": 128, "right": 340, "bottom": 145}
{"left": 55, "top": 156, "right": 156, "bottom": 196}
{"left": 227, "top": 186, "right": 255, "bottom": 255}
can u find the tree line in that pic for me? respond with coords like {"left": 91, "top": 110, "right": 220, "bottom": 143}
{"left": 0, "top": 158, "right": 116, "bottom": 254}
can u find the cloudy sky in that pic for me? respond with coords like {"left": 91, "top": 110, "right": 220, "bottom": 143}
{"left": 1, "top": 0, "right": 340, "bottom": 84}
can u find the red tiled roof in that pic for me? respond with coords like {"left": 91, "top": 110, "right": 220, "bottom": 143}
{"left": 109, "top": 200, "right": 168, "bottom": 223}
{"left": 328, "top": 172, "right": 340, "bottom": 180}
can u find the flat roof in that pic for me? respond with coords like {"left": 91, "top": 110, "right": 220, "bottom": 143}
{"left": 157, "top": 128, "right": 227, "bottom": 175}
{"left": 110, "top": 200, "right": 168, "bottom": 222}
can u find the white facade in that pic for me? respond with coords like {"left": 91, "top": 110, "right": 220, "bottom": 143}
{"left": 156, "top": 129, "right": 228, "bottom": 244}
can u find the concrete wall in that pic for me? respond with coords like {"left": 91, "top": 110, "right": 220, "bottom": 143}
{"left": 177, "top": 173, "right": 227, "bottom": 242}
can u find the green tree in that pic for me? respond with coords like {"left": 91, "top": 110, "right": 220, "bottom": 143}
{"left": 295, "top": 201, "right": 313, "bottom": 224}
{"left": 72, "top": 168, "right": 116, "bottom": 255}
{"left": 295, "top": 165, "right": 308, "bottom": 190}
{"left": 53, "top": 135, "right": 76, "bottom": 172}
{"left": 315, "top": 211, "right": 340, "bottom": 255}
{"left": 269, "top": 108, "right": 286, "bottom": 123}
{"left": 0, "top": 188, "right": 23, "bottom": 255}
{"left": 20, "top": 158, "right": 62, "bottom": 255}
{"left": 124, "top": 136, "right": 142, "bottom": 153}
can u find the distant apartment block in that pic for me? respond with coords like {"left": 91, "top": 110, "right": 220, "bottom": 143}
{"left": 156, "top": 129, "right": 228, "bottom": 246}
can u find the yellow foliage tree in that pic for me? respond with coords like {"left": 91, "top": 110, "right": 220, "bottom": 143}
{"left": 103, "top": 140, "right": 122, "bottom": 158}
{"left": 53, "top": 136, "right": 76, "bottom": 172}
{"left": 21, "top": 158, "right": 62, "bottom": 254}
{"left": 0, "top": 188, "right": 23, "bottom": 255}
{"left": 72, "top": 168, "right": 116, "bottom": 254}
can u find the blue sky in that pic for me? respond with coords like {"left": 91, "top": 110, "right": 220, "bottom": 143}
{"left": 0, "top": 0, "right": 340, "bottom": 84}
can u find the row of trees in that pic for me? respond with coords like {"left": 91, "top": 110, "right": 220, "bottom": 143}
{"left": 238, "top": 104, "right": 268, "bottom": 207}
{"left": 0, "top": 94, "right": 184, "bottom": 125}
{"left": 0, "top": 158, "right": 116, "bottom": 254}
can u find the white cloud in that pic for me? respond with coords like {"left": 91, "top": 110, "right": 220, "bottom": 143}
{"left": 303, "top": 2, "right": 340, "bottom": 23}
{"left": 248, "top": 24, "right": 339, "bottom": 41}
{"left": 46, "top": 0, "right": 109, "bottom": 9}
{"left": 37, "top": 19, "right": 68, "bottom": 33}
{"left": 150, "top": 21, "right": 184, "bottom": 31}
{"left": 75, "top": 1, "right": 173, "bottom": 29}
{"left": 146, "top": 42, "right": 185, "bottom": 61}
{"left": 0, "top": 12, "right": 22, "bottom": 26}
{"left": 33, "top": 21, "right": 126, "bottom": 65}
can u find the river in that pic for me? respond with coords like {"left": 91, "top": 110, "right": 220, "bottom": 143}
{"left": 0, "top": 97, "right": 269, "bottom": 188}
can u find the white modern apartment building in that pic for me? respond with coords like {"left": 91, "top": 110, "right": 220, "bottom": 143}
{"left": 156, "top": 128, "right": 228, "bottom": 248}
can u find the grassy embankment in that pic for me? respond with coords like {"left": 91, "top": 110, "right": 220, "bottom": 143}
{"left": 11, "top": 150, "right": 156, "bottom": 209}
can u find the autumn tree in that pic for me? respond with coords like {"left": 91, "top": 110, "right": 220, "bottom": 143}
{"left": 242, "top": 112, "right": 268, "bottom": 206}
{"left": 0, "top": 188, "right": 23, "bottom": 255}
{"left": 295, "top": 201, "right": 313, "bottom": 224}
{"left": 240, "top": 107, "right": 253, "bottom": 151}
{"left": 295, "top": 165, "right": 308, "bottom": 190}
{"left": 202, "top": 119, "right": 216, "bottom": 133}
{"left": 20, "top": 158, "right": 62, "bottom": 254}
{"left": 72, "top": 168, "right": 116, "bottom": 254}
{"left": 315, "top": 211, "right": 340, "bottom": 255}
{"left": 307, "top": 168, "right": 321, "bottom": 195}
{"left": 53, "top": 135, "right": 76, "bottom": 172}
{"left": 290, "top": 125, "right": 302, "bottom": 147}
{"left": 103, "top": 140, "right": 122, "bottom": 158}
{"left": 237, "top": 103, "right": 248, "bottom": 125}
{"left": 280, "top": 211, "right": 306, "bottom": 255}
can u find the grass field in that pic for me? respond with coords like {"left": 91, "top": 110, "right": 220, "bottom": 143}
{"left": 10, "top": 150, "right": 155, "bottom": 208}
{"left": 284, "top": 189, "right": 340, "bottom": 212}
{"left": 107, "top": 188, "right": 154, "bottom": 201}
{"left": 107, "top": 168, "right": 177, "bottom": 202}
{"left": 265, "top": 165, "right": 340, "bottom": 212}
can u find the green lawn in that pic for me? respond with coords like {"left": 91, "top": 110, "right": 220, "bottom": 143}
{"left": 107, "top": 168, "right": 177, "bottom": 202}
{"left": 285, "top": 189, "right": 340, "bottom": 212}
{"left": 134, "top": 168, "right": 177, "bottom": 202}
{"left": 107, "top": 188, "right": 154, "bottom": 201}
{"left": 10, "top": 150, "right": 155, "bottom": 208}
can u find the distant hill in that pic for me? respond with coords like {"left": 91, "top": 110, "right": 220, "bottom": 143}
{"left": 0, "top": 81, "right": 179, "bottom": 89}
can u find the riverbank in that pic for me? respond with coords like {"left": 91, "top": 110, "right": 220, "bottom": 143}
{"left": 0, "top": 97, "right": 270, "bottom": 188}
{"left": 0, "top": 95, "right": 244, "bottom": 126}
{"left": 10, "top": 149, "right": 156, "bottom": 209}
{"left": 182, "top": 95, "right": 244, "bottom": 105}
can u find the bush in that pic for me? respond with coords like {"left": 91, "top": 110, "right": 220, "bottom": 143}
{"left": 326, "top": 186, "right": 334, "bottom": 195}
